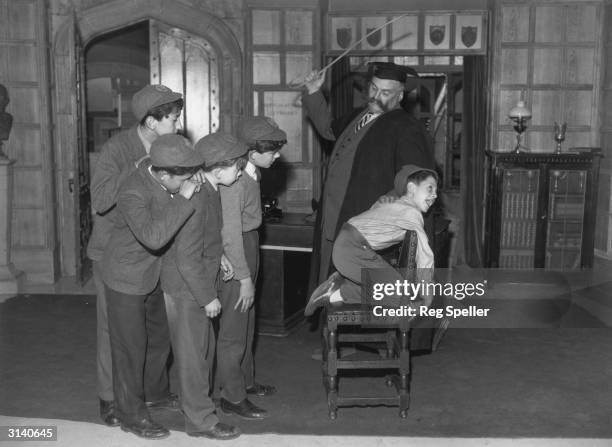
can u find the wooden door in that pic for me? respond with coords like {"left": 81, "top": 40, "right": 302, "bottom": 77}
{"left": 71, "top": 13, "right": 92, "bottom": 284}
{"left": 149, "top": 20, "right": 220, "bottom": 142}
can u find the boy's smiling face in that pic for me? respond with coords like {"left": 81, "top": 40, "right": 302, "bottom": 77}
{"left": 250, "top": 149, "right": 281, "bottom": 169}
{"left": 406, "top": 175, "right": 438, "bottom": 213}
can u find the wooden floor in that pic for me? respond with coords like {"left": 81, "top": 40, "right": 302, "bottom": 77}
{"left": 1, "top": 277, "right": 612, "bottom": 439}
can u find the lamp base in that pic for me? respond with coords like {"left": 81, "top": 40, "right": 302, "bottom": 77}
{"left": 513, "top": 143, "right": 531, "bottom": 154}
{"left": 513, "top": 133, "right": 530, "bottom": 154}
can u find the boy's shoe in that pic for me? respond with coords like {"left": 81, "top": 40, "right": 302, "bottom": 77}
{"left": 187, "top": 422, "right": 241, "bottom": 440}
{"left": 120, "top": 417, "right": 169, "bottom": 439}
{"left": 99, "top": 399, "right": 120, "bottom": 427}
{"left": 304, "top": 272, "right": 342, "bottom": 316}
{"left": 246, "top": 382, "right": 276, "bottom": 396}
{"left": 220, "top": 398, "right": 268, "bottom": 419}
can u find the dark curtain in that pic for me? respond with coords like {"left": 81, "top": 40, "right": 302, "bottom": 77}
{"left": 330, "top": 56, "right": 355, "bottom": 122}
{"left": 462, "top": 56, "right": 488, "bottom": 267}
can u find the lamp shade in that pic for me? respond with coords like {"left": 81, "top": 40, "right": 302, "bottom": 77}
{"left": 508, "top": 101, "right": 532, "bottom": 119}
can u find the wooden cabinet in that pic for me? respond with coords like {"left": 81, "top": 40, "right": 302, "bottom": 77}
{"left": 485, "top": 149, "right": 601, "bottom": 269}
{"left": 255, "top": 213, "right": 313, "bottom": 336}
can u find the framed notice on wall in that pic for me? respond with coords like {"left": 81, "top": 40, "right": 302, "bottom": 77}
{"left": 248, "top": 2, "right": 320, "bottom": 213}
{"left": 263, "top": 91, "right": 303, "bottom": 163}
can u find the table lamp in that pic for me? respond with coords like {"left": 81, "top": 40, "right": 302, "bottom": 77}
{"left": 508, "top": 100, "right": 532, "bottom": 153}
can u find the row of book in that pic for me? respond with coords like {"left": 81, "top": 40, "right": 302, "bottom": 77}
{"left": 550, "top": 200, "right": 584, "bottom": 220}
{"left": 500, "top": 220, "right": 536, "bottom": 248}
{"left": 499, "top": 253, "right": 534, "bottom": 269}
{"left": 501, "top": 192, "right": 537, "bottom": 220}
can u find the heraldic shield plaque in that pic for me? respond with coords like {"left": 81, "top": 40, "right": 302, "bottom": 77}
{"left": 337, "top": 27, "right": 351, "bottom": 49}
{"left": 455, "top": 14, "right": 483, "bottom": 50}
{"left": 429, "top": 25, "right": 446, "bottom": 46}
{"left": 424, "top": 14, "right": 450, "bottom": 49}
{"left": 327, "top": 13, "right": 486, "bottom": 54}
{"left": 361, "top": 16, "right": 387, "bottom": 50}
{"left": 461, "top": 26, "right": 477, "bottom": 48}
{"left": 331, "top": 17, "right": 357, "bottom": 50}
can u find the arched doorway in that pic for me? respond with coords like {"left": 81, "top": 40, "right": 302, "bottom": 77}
{"left": 53, "top": 1, "right": 243, "bottom": 281}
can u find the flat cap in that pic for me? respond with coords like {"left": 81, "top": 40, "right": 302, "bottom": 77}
{"left": 238, "top": 116, "right": 287, "bottom": 145}
{"left": 150, "top": 134, "right": 204, "bottom": 168}
{"left": 394, "top": 164, "right": 438, "bottom": 196}
{"left": 132, "top": 84, "right": 183, "bottom": 121}
{"left": 195, "top": 132, "right": 248, "bottom": 167}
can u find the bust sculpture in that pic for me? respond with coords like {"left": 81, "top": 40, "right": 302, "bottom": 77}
{"left": 0, "top": 84, "right": 14, "bottom": 158}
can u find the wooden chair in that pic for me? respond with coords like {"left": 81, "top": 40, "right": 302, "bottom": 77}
{"left": 321, "top": 230, "right": 418, "bottom": 419}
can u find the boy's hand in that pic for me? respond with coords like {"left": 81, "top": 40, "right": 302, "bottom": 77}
{"left": 235, "top": 277, "right": 255, "bottom": 312}
{"left": 303, "top": 69, "right": 326, "bottom": 95}
{"left": 204, "top": 298, "right": 222, "bottom": 318}
{"left": 220, "top": 254, "right": 235, "bottom": 281}
{"left": 190, "top": 169, "right": 206, "bottom": 193}
{"left": 178, "top": 179, "right": 198, "bottom": 199}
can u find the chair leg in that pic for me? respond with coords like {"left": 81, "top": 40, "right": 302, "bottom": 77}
{"left": 398, "top": 329, "right": 410, "bottom": 418}
{"left": 321, "top": 325, "right": 329, "bottom": 376}
{"left": 327, "top": 327, "right": 338, "bottom": 419}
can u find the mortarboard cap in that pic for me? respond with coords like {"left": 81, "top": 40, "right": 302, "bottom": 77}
{"left": 368, "top": 62, "right": 419, "bottom": 89}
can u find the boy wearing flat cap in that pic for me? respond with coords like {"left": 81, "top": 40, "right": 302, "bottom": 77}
{"left": 159, "top": 131, "right": 246, "bottom": 440}
{"left": 305, "top": 165, "right": 437, "bottom": 316}
{"left": 87, "top": 84, "right": 183, "bottom": 427}
{"left": 215, "top": 116, "right": 286, "bottom": 420}
{"left": 102, "top": 134, "right": 203, "bottom": 440}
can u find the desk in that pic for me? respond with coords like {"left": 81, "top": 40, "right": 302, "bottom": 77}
{"left": 256, "top": 213, "right": 313, "bottom": 336}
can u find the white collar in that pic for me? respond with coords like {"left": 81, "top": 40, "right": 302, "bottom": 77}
{"left": 244, "top": 161, "right": 258, "bottom": 181}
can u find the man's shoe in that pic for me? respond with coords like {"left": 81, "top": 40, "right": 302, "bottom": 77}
{"left": 99, "top": 399, "right": 120, "bottom": 427}
{"left": 246, "top": 382, "right": 277, "bottom": 397}
{"left": 145, "top": 393, "right": 181, "bottom": 411}
{"left": 187, "top": 422, "right": 241, "bottom": 440}
{"left": 220, "top": 398, "right": 268, "bottom": 420}
{"left": 120, "top": 417, "right": 169, "bottom": 439}
{"left": 304, "top": 272, "right": 342, "bottom": 316}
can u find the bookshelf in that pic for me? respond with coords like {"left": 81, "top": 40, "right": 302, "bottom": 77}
{"left": 485, "top": 149, "right": 601, "bottom": 269}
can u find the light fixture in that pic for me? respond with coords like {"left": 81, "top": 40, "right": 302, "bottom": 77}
{"left": 508, "top": 100, "right": 532, "bottom": 153}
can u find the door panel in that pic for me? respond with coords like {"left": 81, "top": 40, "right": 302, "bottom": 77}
{"left": 149, "top": 21, "right": 220, "bottom": 142}
{"left": 72, "top": 12, "right": 93, "bottom": 285}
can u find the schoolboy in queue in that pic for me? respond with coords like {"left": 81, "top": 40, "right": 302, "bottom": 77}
{"left": 160, "top": 132, "right": 248, "bottom": 440}
{"left": 101, "top": 134, "right": 202, "bottom": 440}
{"left": 88, "top": 84, "right": 183, "bottom": 427}
{"left": 216, "top": 116, "right": 286, "bottom": 419}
